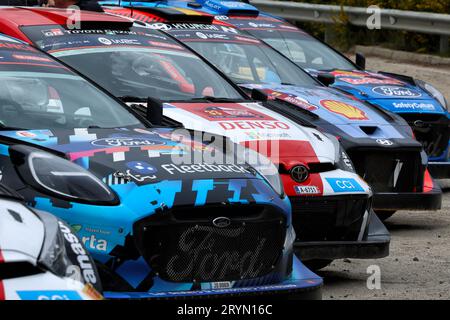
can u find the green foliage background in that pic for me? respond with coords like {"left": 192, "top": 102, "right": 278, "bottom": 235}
{"left": 292, "top": 0, "right": 450, "bottom": 55}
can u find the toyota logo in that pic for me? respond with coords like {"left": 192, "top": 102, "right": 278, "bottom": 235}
{"left": 376, "top": 139, "right": 394, "bottom": 146}
{"left": 290, "top": 165, "right": 309, "bottom": 183}
{"left": 212, "top": 217, "right": 231, "bottom": 228}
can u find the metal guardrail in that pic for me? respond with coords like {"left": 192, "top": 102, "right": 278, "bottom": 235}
{"left": 250, "top": 0, "right": 450, "bottom": 53}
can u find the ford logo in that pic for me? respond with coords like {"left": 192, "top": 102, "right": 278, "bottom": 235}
{"left": 91, "top": 138, "right": 165, "bottom": 148}
{"left": 372, "top": 86, "right": 422, "bottom": 98}
{"left": 212, "top": 217, "right": 231, "bottom": 228}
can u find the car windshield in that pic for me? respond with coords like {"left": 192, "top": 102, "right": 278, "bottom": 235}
{"left": 248, "top": 29, "right": 356, "bottom": 71}
{"left": 186, "top": 39, "right": 317, "bottom": 87}
{"left": 21, "top": 26, "right": 244, "bottom": 102}
{"left": 0, "top": 41, "right": 141, "bottom": 130}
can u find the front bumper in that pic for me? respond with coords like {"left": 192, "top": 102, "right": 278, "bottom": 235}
{"left": 295, "top": 212, "right": 390, "bottom": 260}
{"left": 373, "top": 185, "right": 442, "bottom": 211}
{"left": 102, "top": 257, "right": 323, "bottom": 300}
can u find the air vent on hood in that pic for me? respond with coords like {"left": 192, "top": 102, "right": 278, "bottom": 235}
{"left": 359, "top": 126, "right": 379, "bottom": 135}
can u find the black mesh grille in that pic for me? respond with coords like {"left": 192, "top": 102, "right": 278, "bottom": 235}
{"left": 400, "top": 113, "right": 449, "bottom": 157}
{"left": 134, "top": 205, "right": 286, "bottom": 283}
{"left": 290, "top": 195, "right": 370, "bottom": 241}
{"left": 348, "top": 149, "right": 424, "bottom": 193}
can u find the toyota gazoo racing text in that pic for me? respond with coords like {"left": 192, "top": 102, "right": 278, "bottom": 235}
{"left": 114, "top": 8, "right": 442, "bottom": 220}
{"left": 5, "top": 8, "right": 392, "bottom": 268}
{"left": 0, "top": 32, "right": 322, "bottom": 298}
{"left": 0, "top": 183, "right": 103, "bottom": 300}
{"left": 176, "top": 0, "right": 450, "bottom": 179}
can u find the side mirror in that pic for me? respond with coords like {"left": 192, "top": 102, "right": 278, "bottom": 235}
{"left": 251, "top": 88, "right": 268, "bottom": 102}
{"left": 146, "top": 97, "right": 163, "bottom": 125}
{"left": 317, "top": 73, "right": 335, "bottom": 87}
{"left": 355, "top": 52, "right": 366, "bottom": 70}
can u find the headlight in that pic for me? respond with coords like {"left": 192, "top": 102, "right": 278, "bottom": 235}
{"left": 35, "top": 210, "right": 102, "bottom": 293}
{"left": 324, "top": 133, "right": 355, "bottom": 172}
{"left": 10, "top": 145, "right": 118, "bottom": 205}
{"left": 35, "top": 210, "right": 70, "bottom": 277}
{"left": 417, "top": 80, "right": 448, "bottom": 111}
{"left": 241, "top": 147, "right": 285, "bottom": 197}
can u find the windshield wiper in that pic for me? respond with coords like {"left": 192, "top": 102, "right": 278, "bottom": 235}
{"left": 0, "top": 125, "right": 26, "bottom": 131}
{"left": 189, "top": 96, "right": 240, "bottom": 103}
{"left": 118, "top": 96, "right": 148, "bottom": 103}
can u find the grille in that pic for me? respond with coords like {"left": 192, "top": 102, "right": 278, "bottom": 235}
{"left": 133, "top": 205, "right": 286, "bottom": 283}
{"left": 348, "top": 149, "right": 424, "bottom": 193}
{"left": 400, "top": 113, "right": 449, "bottom": 157}
{"left": 290, "top": 195, "right": 370, "bottom": 241}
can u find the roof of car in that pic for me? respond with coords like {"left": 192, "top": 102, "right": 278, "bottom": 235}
{"left": 0, "top": 7, "right": 133, "bottom": 42}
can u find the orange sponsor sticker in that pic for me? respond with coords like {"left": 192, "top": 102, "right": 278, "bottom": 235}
{"left": 320, "top": 100, "right": 368, "bottom": 120}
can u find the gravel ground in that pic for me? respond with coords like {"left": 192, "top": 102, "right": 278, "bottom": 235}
{"left": 320, "top": 55, "right": 450, "bottom": 300}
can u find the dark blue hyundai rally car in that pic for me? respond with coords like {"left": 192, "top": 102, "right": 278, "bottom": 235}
{"left": 134, "top": 0, "right": 448, "bottom": 179}
{"left": 0, "top": 33, "right": 322, "bottom": 298}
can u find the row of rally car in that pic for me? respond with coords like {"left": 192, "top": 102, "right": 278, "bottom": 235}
{"left": 0, "top": 2, "right": 447, "bottom": 299}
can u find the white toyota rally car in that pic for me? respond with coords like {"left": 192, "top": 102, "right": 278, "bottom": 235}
{"left": 0, "top": 184, "right": 102, "bottom": 300}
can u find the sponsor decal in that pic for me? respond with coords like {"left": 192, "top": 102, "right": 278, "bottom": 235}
{"left": 294, "top": 185, "right": 320, "bottom": 195}
{"left": 16, "top": 131, "right": 36, "bottom": 138}
{"left": 248, "top": 22, "right": 276, "bottom": 28}
{"left": 127, "top": 161, "right": 158, "bottom": 175}
{"left": 58, "top": 221, "right": 98, "bottom": 285}
{"left": 272, "top": 93, "right": 318, "bottom": 111}
{"left": 149, "top": 23, "right": 172, "bottom": 31}
{"left": 71, "top": 224, "right": 82, "bottom": 233}
{"left": 91, "top": 138, "right": 165, "bottom": 147}
{"left": 372, "top": 86, "right": 422, "bottom": 98}
{"left": 12, "top": 54, "right": 52, "bottom": 62}
{"left": 42, "top": 29, "right": 64, "bottom": 37}
{"left": 321, "top": 100, "right": 368, "bottom": 120}
{"left": 161, "top": 163, "right": 250, "bottom": 175}
{"left": 326, "top": 178, "right": 364, "bottom": 193}
{"left": 97, "top": 37, "right": 140, "bottom": 46}
{"left": 212, "top": 282, "right": 233, "bottom": 289}
{"left": 339, "top": 77, "right": 402, "bottom": 85}
{"left": 113, "top": 170, "right": 157, "bottom": 183}
{"left": 203, "top": 106, "right": 264, "bottom": 119}
{"left": 218, "top": 120, "right": 290, "bottom": 130}
{"left": 81, "top": 234, "right": 108, "bottom": 252}
{"left": 195, "top": 32, "right": 229, "bottom": 40}
{"left": 376, "top": 139, "right": 394, "bottom": 146}
{"left": 16, "top": 291, "right": 82, "bottom": 300}
{"left": 392, "top": 102, "right": 436, "bottom": 111}
{"left": 147, "top": 41, "right": 183, "bottom": 50}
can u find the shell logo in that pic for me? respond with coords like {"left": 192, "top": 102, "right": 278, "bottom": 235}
{"left": 320, "top": 100, "right": 368, "bottom": 120}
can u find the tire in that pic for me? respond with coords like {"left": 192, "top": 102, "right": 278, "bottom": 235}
{"left": 303, "top": 259, "right": 333, "bottom": 271}
{"left": 375, "top": 210, "right": 396, "bottom": 221}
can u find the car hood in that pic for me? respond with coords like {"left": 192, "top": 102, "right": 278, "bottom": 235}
{"left": 0, "top": 127, "right": 259, "bottom": 186}
{"left": 240, "top": 83, "right": 402, "bottom": 125}
{"left": 162, "top": 101, "right": 336, "bottom": 162}
{"left": 0, "top": 198, "right": 44, "bottom": 261}
{"left": 307, "top": 69, "right": 446, "bottom": 115}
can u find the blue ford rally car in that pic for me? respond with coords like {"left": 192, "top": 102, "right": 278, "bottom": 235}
{"left": 0, "top": 35, "right": 322, "bottom": 299}
{"left": 122, "top": 0, "right": 449, "bottom": 179}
